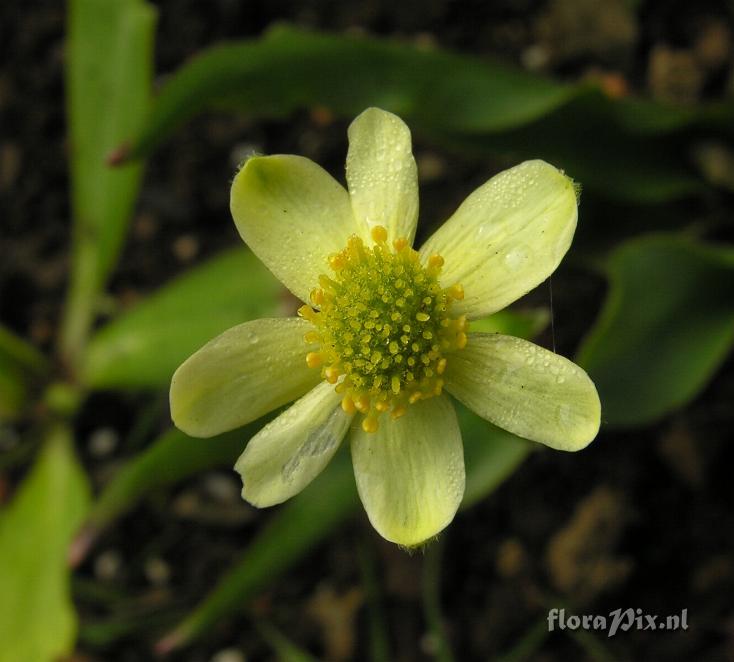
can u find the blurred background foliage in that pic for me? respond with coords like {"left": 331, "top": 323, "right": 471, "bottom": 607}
{"left": 2, "top": 0, "right": 734, "bottom": 660}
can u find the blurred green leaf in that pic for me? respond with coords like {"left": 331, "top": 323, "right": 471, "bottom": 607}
{"left": 438, "top": 96, "right": 703, "bottom": 204}
{"left": 496, "top": 616, "right": 550, "bottom": 662}
{"left": 470, "top": 308, "right": 549, "bottom": 339}
{"left": 0, "top": 325, "right": 48, "bottom": 421}
{"left": 61, "top": 0, "right": 156, "bottom": 364}
{"left": 254, "top": 619, "right": 321, "bottom": 662}
{"left": 119, "top": 26, "right": 724, "bottom": 203}
{"left": 577, "top": 235, "right": 734, "bottom": 426}
{"left": 0, "top": 425, "right": 91, "bottom": 662}
{"left": 126, "top": 25, "right": 576, "bottom": 160}
{"left": 0, "top": 325, "right": 48, "bottom": 372}
{"left": 81, "top": 249, "right": 282, "bottom": 389}
{"left": 459, "top": 405, "right": 532, "bottom": 510}
{"left": 422, "top": 537, "right": 455, "bottom": 662}
{"left": 357, "top": 541, "right": 391, "bottom": 662}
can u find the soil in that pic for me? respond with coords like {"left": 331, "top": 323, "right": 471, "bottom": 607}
{"left": 2, "top": 0, "right": 734, "bottom": 660}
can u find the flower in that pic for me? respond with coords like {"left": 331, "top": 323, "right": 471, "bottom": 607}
{"left": 169, "top": 107, "right": 601, "bottom": 547}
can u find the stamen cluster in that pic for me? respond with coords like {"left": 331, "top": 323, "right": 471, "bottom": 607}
{"left": 299, "top": 226, "right": 467, "bottom": 432}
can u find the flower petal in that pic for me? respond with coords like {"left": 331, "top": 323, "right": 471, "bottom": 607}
{"left": 230, "top": 155, "right": 358, "bottom": 303}
{"left": 170, "top": 318, "right": 320, "bottom": 437}
{"left": 350, "top": 395, "right": 464, "bottom": 546}
{"left": 235, "top": 381, "right": 352, "bottom": 507}
{"left": 419, "top": 160, "right": 578, "bottom": 319}
{"left": 445, "top": 333, "right": 600, "bottom": 451}
{"left": 346, "top": 107, "right": 419, "bottom": 245}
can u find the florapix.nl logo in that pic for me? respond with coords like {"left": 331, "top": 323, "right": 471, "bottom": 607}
{"left": 547, "top": 608, "right": 689, "bottom": 638}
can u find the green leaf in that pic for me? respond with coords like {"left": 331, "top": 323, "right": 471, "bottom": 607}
{"left": 0, "top": 426, "right": 91, "bottom": 662}
{"left": 357, "top": 541, "right": 391, "bottom": 662}
{"left": 436, "top": 97, "right": 703, "bottom": 204}
{"left": 126, "top": 25, "right": 577, "bottom": 160}
{"left": 0, "top": 325, "right": 48, "bottom": 372}
{"left": 470, "top": 308, "right": 549, "bottom": 339}
{"left": 125, "top": 26, "right": 734, "bottom": 162}
{"left": 118, "top": 26, "right": 723, "bottom": 203}
{"left": 81, "top": 249, "right": 283, "bottom": 389}
{"left": 459, "top": 406, "right": 532, "bottom": 510}
{"left": 422, "top": 538, "right": 455, "bottom": 662}
{"left": 577, "top": 235, "right": 734, "bottom": 426}
{"left": 60, "top": 0, "right": 156, "bottom": 365}
{"left": 0, "top": 325, "right": 48, "bottom": 421}
{"left": 253, "top": 619, "right": 321, "bottom": 662}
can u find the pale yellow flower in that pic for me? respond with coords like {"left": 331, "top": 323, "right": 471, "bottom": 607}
{"left": 170, "top": 108, "right": 600, "bottom": 546}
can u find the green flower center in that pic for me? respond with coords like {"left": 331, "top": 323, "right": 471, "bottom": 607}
{"left": 299, "top": 226, "right": 467, "bottom": 432}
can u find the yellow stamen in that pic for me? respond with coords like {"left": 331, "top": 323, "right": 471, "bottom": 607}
{"left": 448, "top": 283, "right": 464, "bottom": 300}
{"left": 298, "top": 305, "right": 318, "bottom": 323}
{"left": 428, "top": 254, "right": 444, "bottom": 269}
{"left": 354, "top": 394, "right": 370, "bottom": 414}
{"left": 391, "top": 404, "right": 407, "bottom": 419}
{"left": 329, "top": 253, "right": 346, "bottom": 271}
{"left": 306, "top": 352, "right": 322, "bottom": 368}
{"left": 341, "top": 396, "right": 356, "bottom": 414}
{"left": 370, "top": 225, "right": 388, "bottom": 244}
{"left": 362, "top": 416, "right": 379, "bottom": 433}
{"left": 300, "top": 232, "right": 467, "bottom": 432}
{"left": 310, "top": 288, "right": 324, "bottom": 306}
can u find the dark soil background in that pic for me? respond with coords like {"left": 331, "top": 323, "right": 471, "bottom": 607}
{"left": 3, "top": 1, "right": 734, "bottom": 661}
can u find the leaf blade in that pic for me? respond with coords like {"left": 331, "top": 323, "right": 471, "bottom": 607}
{"left": 61, "top": 0, "right": 157, "bottom": 364}
{"left": 81, "top": 249, "right": 283, "bottom": 389}
{"left": 577, "top": 235, "right": 734, "bottom": 426}
{"left": 0, "top": 426, "right": 91, "bottom": 662}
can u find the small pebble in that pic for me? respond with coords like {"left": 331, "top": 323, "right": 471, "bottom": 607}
{"left": 133, "top": 212, "right": 158, "bottom": 240}
{"left": 417, "top": 152, "right": 446, "bottom": 182}
{"left": 496, "top": 538, "right": 527, "bottom": 577}
{"left": 210, "top": 648, "right": 245, "bottom": 662}
{"left": 521, "top": 44, "right": 550, "bottom": 71}
{"left": 94, "top": 550, "right": 122, "bottom": 581}
{"left": 88, "top": 428, "right": 119, "bottom": 458}
{"left": 203, "top": 472, "right": 241, "bottom": 503}
{"left": 172, "top": 234, "right": 199, "bottom": 262}
{"left": 144, "top": 557, "right": 171, "bottom": 586}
